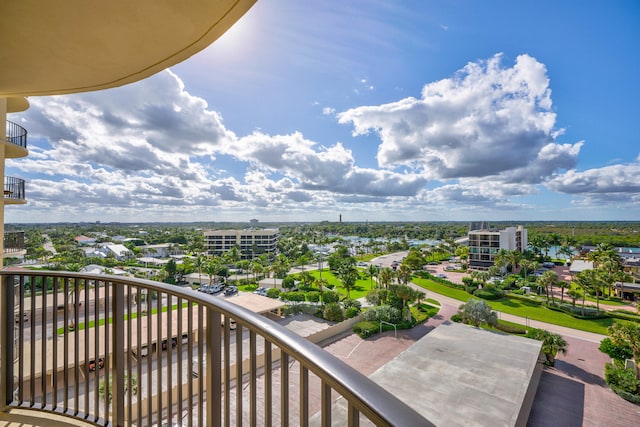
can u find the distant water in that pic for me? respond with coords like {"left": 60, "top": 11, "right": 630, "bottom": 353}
{"left": 547, "top": 245, "right": 639, "bottom": 257}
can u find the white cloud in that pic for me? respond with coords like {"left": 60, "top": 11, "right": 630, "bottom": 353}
{"left": 338, "top": 54, "right": 580, "bottom": 185}
{"left": 7, "top": 53, "right": 636, "bottom": 223}
{"left": 546, "top": 162, "right": 640, "bottom": 205}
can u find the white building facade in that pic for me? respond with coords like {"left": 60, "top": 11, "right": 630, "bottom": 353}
{"left": 204, "top": 229, "right": 278, "bottom": 260}
{"left": 468, "top": 225, "right": 527, "bottom": 270}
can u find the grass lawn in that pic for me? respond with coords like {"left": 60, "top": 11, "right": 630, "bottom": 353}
{"left": 297, "top": 269, "right": 374, "bottom": 300}
{"left": 413, "top": 303, "right": 440, "bottom": 323}
{"left": 413, "top": 277, "right": 615, "bottom": 335}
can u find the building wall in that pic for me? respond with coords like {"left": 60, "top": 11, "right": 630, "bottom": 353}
{"left": 468, "top": 225, "right": 527, "bottom": 270}
{"left": 203, "top": 229, "right": 278, "bottom": 260}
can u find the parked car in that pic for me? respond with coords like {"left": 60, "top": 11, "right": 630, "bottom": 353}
{"left": 435, "top": 273, "right": 447, "bottom": 279}
{"left": 209, "top": 284, "right": 223, "bottom": 294}
{"left": 224, "top": 286, "right": 238, "bottom": 296}
{"left": 14, "top": 312, "right": 29, "bottom": 323}
{"left": 542, "top": 262, "right": 556, "bottom": 269}
{"left": 253, "top": 287, "right": 267, "bottom": 296}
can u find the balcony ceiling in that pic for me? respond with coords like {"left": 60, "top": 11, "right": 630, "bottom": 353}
{"left": 0, "top": 0, "right": 256, "bottom": 98}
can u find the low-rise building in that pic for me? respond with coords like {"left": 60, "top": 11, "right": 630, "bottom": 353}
{"left": 204, "top": 228, "right": 278, "bottom": 260}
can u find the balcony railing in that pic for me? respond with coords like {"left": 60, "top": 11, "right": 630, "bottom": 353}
{"left": 3, "top": 231, "right": 25, "bottom": 254}
{"left": 3, "top": 176, "right": 26, "bottom": 202}
{"left": 0, "top": 271, "right": 429, "bottom": 427}
{"left": 5, "top": 120, "right": 28, "bottom": 150}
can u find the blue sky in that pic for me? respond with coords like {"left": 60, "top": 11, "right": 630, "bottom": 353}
{"left": 7, "top": 0, "right": 640, "bottom": 223}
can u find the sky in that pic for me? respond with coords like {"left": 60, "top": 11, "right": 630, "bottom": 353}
{"left": 7, "top": 0, "right": 640, "bottom": 224}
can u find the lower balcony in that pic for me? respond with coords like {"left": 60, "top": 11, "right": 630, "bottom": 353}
{"left": 3, "top": 231, "right": 25, "bottom": 254}
{"left": 3, "top": 177, "right": 26, "bottom": 204}
{"left": 0, "top": 271, "right": 429, "bottom": 426}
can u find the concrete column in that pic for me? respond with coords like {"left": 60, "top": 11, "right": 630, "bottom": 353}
{"left": 0, "top": 98, "right": 7, "bottom": 266}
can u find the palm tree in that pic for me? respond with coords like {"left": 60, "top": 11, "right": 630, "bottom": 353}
{"left": 537, "top": 270, "right": 558, "bottom": 303}
{"left": 457, "top": 299, "right": 498, "bottom": 328}
{"left": 528, "top": 329, "right": 568, "bottom": 366}
{"left": 567, "top": 288, "right": 581, "bottom": 307}
{"left": 557, "top": 280, "right": 569, "bottom": 303}
{"left": 396, "top": 264, "right": 412, "bottom": 285}
{"left": 505, "top": 250, "right": 522, "bottom": 275}
{"left": 224, "top": 246, "right": 242, "bottom": 270}
{"left": 378, "top": 267, "right": 394, "bottom": 289}
{"left": 250, "top": 261, "right": 264, "bottom": 282}
{"left": 573, "top": 272, "right": 591, "bottom": 316}
{"left": 366, "top": 264, "right": 380, "bottom": 289}
{"left": 337, "top": 262, "right": 358, "bottom": 299}
{"left": 205, "top": 257, "right": 220, "bottom": 286}
{"left": 471, "top": 270, "right": 490, "bottom": 287}
{"left": 393, "top": 284, "right": 416, "bottom": 322}
{"left": 520, "top": 259, "right": 533, "bottom": 282}
{"left": 194, "top": 255, "right": 205, "bottom": 287}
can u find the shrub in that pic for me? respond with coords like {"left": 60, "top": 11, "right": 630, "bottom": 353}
{"left": 343, "top": 299, "right": 362, "bottom": 311}
{"left": 322, "top": 290, "right": 340, "bottom": 304}
{"left": 306, "top": 291, "right": 321, "bottom": 303}
{"left": 450, "top": 313, "right": 462, "bottom": 323}
{"left": 287, "top": 291, "right": 306, "bottom": 302}
{"left": 473, "top": 288, "right": 504, "bottom": 300}
{"left": 363, "top": 305, "right": 402, "bottom": 323}
{"left": 345, "top": 306, "right": 360, "bottom": 319}
{"left": 607, "top": 311, "right": 640, "bottom": 323}
{"left": 323, "top": 302, "right": 344, "bottom": 322}
{"left": 354, "top": 321, "right": 379, "bottom": 338}
{"left": 266, "top": 288, "right": 280, "bottom": 299}
{"left": 494, "top": 322, "right": 527, "bottom": 334}
{"left": 282, "top": 276, "right": 296, "bottom": 290}
{"left": 599, "top": 337, "right": 634, "bottom": 362}
{"left": 283, "top": 304, "right": 320, "bottom": 316}
{"left": 604, "top": 362, "right": 640, "bottom": 400}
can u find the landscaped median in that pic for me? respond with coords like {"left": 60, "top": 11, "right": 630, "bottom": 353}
{"left": 412, "top": 276, "right": 619, "bottom": 335}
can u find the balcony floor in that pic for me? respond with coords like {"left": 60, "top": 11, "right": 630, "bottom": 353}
{"left": 0, "top": 408, "right": 95, "bottom": 427}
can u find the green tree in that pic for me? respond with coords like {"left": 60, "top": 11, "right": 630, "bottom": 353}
{"left": 337, "top": 261, "right": 358, "bottom": 299}
{"left": 392, "top": 284, "right": 417, "bottom": 321}
{"left": 608, "top": 322, "right": 640, "bottom": 377}
{"left": 378, "top": 267, "right": 395, "bottom": 289}
{"left": 403, "top": 248, "right": 425, "bottom": 271}
{"left": 366, "top": 264, "right": 380, "bottom": 289}
{"left": 164, "top": 258, "right": 178, "bottom": 282}
{"left": 396, "top": 264, "right": 413, "bottom": 286}
{"left": 527, "top": 329, "right": 568, "bottom": 366}
{"left": 323, "top": 302, "right": 344, "bottom": 322}
{"left": 457, "top": 299, "right": 497, "bottom": 328}
{"left": 537, "top": 270, "right": 558, "bottom": 303}
{"left": 194, "top": 255, "right": 205, "bottom": 286}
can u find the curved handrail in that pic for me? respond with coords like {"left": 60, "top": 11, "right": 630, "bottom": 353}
{"left": 0, "top": 270, "right": 431, "bottom": 426}
{"left": 3, "top": 176, "right": 25, "bottom": 201}
{"left": 5, "top": 121, "right": 27, "bottom": 149}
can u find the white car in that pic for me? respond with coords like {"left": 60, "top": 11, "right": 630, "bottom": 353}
{"left": 253, "top": 287, "right": 268, "bottom": 296}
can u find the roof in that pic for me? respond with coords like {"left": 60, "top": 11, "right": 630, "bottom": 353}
{"left": 106, "top": 244, "right": 131, "bottom": 256}
{"left": 316, "top": 322, "right": 543, "bottom": 426}
{"left": 569, "top": 260, "right": 593, "bottom": 273}
{"left": 224, "top": 292, "right": 285, "bottom": 315}
{"left": 1, "top": 0, "right": 256, "bottom": 97}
